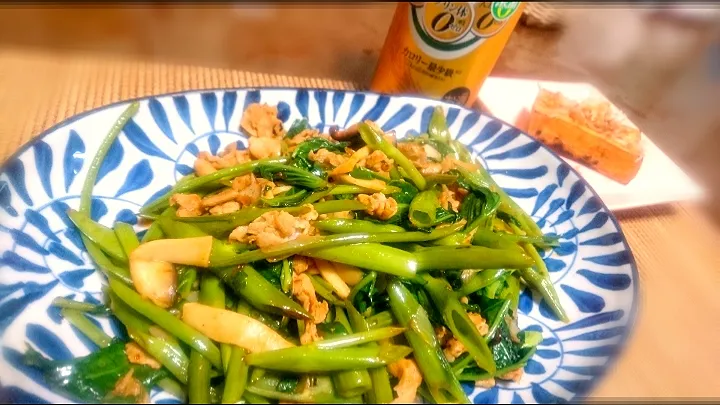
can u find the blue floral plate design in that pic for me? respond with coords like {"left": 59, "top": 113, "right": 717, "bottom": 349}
{"left": 0, "top": 88, "right": 638, "bottom": 404}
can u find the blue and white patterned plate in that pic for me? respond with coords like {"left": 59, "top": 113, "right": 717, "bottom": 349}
{"left": 0, "top": 88, "right": 638, "bottom": 404}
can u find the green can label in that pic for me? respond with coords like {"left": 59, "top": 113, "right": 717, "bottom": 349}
{"left": 491, "top": 2, "right": 520, "bottom": 20}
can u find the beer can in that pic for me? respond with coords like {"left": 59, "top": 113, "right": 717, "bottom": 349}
{"left": 370, "top": 2, "right": 525, "bottom": 108}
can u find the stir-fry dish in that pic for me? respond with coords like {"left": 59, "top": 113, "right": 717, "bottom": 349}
{"left": 22, "top": 101, "right": 568, "bottom": 404}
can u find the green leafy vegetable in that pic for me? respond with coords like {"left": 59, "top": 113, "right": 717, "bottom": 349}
{"left": 317, "top": 322, "right": 349, "bottom": 339}
{"left": 176, "top": 266, "right": 198, "bottom": 302}
{"left": 276, "top": 375, "right": 300, "bottom": 393}
{"left": 489, "top": 321, "right": 524, "bottom": 370}
{"left": 23, "top": 341, "right": 167, "bottom": 403}
{"left": 434, "top": 207, "right": 458, "bottom": 226}
{"left": 458, "top": 190, "right": 500, "bottom": 229}
{"left": 254, "top": 260, "right": 287, "bottom": 294}
{"left": 261, "top": 187, "right": 310, "bottom": 208}
{"left": 388, "top": 180, "right": 419, "bottom": 204}
{"left": 399, "top": 279, "right": 444, "bottom": 327}
{"left": 285, "top": 118, "right": 311, "bottom": 139}
{"left": 290, "top": 138, "right": 349, "bottom": 177}
{"left": 359, "top": 203, "right": 410, "bottom": 227}
{"left": 478, "top": 297, "right": 512, "bottom": 342}
{"left": 496, "top": 211, "right": 523, "bottom": 229}
{"left": 247, "top": 373, "right": 347, "bottom": 403}
{"left": 349, "top": 272, "right": 378, "bottom": 316}
{"left": 255, "top": 162, "right": 328, "bottom": 189}
{"left": 350, "top": 167, "right": 391, "bottom": 182}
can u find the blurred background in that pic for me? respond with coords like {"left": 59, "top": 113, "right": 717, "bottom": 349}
{"left": 0, "top": 3, "right": 718, "bottom": 223}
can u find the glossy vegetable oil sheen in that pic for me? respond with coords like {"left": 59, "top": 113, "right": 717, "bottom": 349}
{"left": 371, "top": 2, "right": 525, "bottom": 108}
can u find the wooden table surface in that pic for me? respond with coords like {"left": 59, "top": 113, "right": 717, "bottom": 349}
{"left": 0, "top": 6, "right": 719, "bottom": 401}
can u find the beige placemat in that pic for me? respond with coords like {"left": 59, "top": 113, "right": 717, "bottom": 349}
{"left": 0, "top": 48, "right": 359, "bottom": 160}
{"left": 522, "top": 3, "right": 564, "bottom": 28}
{"left": 1, "top": 48, "right": 719, "bottom": 399}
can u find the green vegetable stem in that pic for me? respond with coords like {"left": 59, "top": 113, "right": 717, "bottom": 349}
{"left": 324, "top": 308, "right": 373, "bottom": 399}
{"left": 421, "top": 274, "right": 496, "bottom": 374}
{"left": 414, "top": 245, "right": 534, "bottom": 271}
{"left": 109, "top": 278, "right": 223, "bottom": 370}
{"left": 313, "top": 327, "right": 407, "bottom": 350}
{"left": 79, "top": 102, "right": 139, "bottom": 215}
{"left": 67, "top": 209, "right": 133, "bottom": 285}
{"left": 309, "top": 274, "right": 345, "bottom": 306}
{"left": 347, "top": 303, "right": 395, "bottom": 404}
{"left": 365, "top": 311, "right": 396, "bottom": 330}
{"left": 387, "top": 279, "right": 469, "bottom": 404}
{"left": 458, "top": 269, "right": 512, "bottom": 297}
{"left": 246, "top": 373, "right": 352, "bottom": 403}
{"left": 188, "top": 275, "right": 225, "bottom": 403}
{"left": 51, "top": 297, "right": 109, "bottom": 315}
{"left": 173, "top": 200, "right": 367, "bottom": 238}
{"left": 213, "top": 265, "right": 311, "bottom": 320}
{"left": 358, "top": 122, "right": 426, "bottom": 190}
{"left": 141, "top": 157, "right": 289, "bottom": 215}
{"left": 210, "top": 223, "right": 463, "bottom": 268}
{"left": 245, "top": 344, "right": 412, "bottom": 373}
{"left": 409, "top": 190, "right": 440, "bottom": 228}
{"left": 221, "top": 303, "right": 250, "bottom": 404}
{"left": 67, "top": 209, "right": 127, "bottom": 263}
{"left": 61, "top": 309, "right": 113, "bottom": 348}
{"left": 80, "top": 232, "right": 133, "bottom": 285}
{"left": 109, "top": 291, "right": 190, "bottom": 384}
{"left": 518, "top": 266, "right": 569, "bottom": 323}
{"left": 176, "top": 266, "right": 198, "bottom": 302}
{"left": 304, "top": 243, "right": 418, "bottom": 278}
{"left": 315, "top": 218, "right": 406, "bottom": 234}
{"left": 73, "top": 102, "right": 139, "bottom": 287}
{"left": 113, "top": 222, "right": 140, "bottom": 257}
{"left": 155, "top": 216, "right": 250, "bottom": 266}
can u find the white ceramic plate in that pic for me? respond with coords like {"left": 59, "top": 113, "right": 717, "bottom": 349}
{"left": 479, "top": 77, "right": 705, "bottom": 211}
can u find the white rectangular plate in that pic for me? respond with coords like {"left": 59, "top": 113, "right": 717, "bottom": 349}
{"left": 478, "top": 77, "right": 705, "bottom": 211}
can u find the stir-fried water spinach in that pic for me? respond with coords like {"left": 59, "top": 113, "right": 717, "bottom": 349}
{"left": 23, "top": 102, "right": 567, "bottom": 404}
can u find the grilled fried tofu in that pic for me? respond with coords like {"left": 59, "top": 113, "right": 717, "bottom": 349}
{"left": 527, "top": 89, "right": 644, "bottom": 184}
